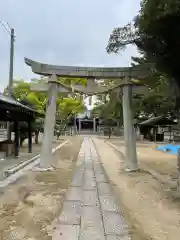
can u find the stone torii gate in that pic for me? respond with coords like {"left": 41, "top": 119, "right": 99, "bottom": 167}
{"left": 25, "top": 58, "right": 149, "bottom": 171}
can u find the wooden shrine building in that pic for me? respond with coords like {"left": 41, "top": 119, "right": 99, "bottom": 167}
{"left": 0, "top": 93, "right": 43, "bottom": 157}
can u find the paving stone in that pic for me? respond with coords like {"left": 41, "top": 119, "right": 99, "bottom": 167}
{"left": 85, "top": 159, "right": 93, "bottom": 164}
{"left": 76, "top": 161, "right": 85, "bottom": 168}
{"left": 85, "top": 164, "right": 93, "bottom": 170}
{"left": 92, "top": 156, "right": 99, "bottom": 161}
{"left": 66, "top": 187, "right": 82, "bottom": 201}
{"left": 83, "top": 178, "right": 96, "bottom": 190}
{"left": 80, "top": 225, "right": 105, "bottom": 240}
{"left": 95, "top": 173, "right": 108, "bottom": 183}
{"left": 84, "top": 170, "right": 95, "bottom": 179}
{"left": 99, "top": 195, "right": 120, "bottom": 212}
{"left": 52, "top": 225, "right": 80, "bottom": 240}
{"left": 94, "top": 162, "right": 103, "bottom": 168}
{"left": 98, "top": 182, "right": 112, "bottom": 195}
{"left": 106, "top": 235, "right": 131, "bottom": 240}
{"left": 80, "top": 206, "right": 105, "bottom": 240}
{"left": 59, "top": 201, "right": 82, "bottom": 225}
{"left": 83, "top": 189, "right": 99, "bottom": 206}
{"left": 102, "top": 211, "right": 129, "bottom": 236}
{"left": 76, "top": 164, "right": 85, "bottom": 171}
{"left": 71, "top": 170, "right": 84, "bottom": 187}
{"left": 94, "top": 165, "right": 104, "bottom": 174}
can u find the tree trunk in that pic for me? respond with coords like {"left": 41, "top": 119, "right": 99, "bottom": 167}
{"left": 35, "top": 131, "right": 39, "bottom": 144}
{"left": 19, "top": 136, "right": 25, "bottom": 147}
{"left": 108, "top": 127, "right": 112, "bottom": 139}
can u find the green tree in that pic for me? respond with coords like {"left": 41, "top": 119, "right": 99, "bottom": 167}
{"left": 131, "top": 56, "right": 175, "bottom": 118}
{"left": 137, "top": 0, "right": 180, "bottom": 101}
{"left": 92, "top": 91, "right": 123, "bottom": 138}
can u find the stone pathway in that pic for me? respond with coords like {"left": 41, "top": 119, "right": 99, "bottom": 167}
{"left": 53, "top": 137, "right": 130, "bottom": 240}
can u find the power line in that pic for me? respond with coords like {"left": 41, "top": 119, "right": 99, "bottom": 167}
{"left": 6, "top": 22, "right": 11, "bottom": 30}
{"left": 0, "top": 21, "right": 11, "bottom": 35}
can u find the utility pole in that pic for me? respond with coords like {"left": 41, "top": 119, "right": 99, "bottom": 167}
{"left": 7, "top": 28, "right": 15, "bottom": 140}
{"left": 0, "top": 22, "right": 15, "bottom": 141}
{"left": 8, "top": 28, "right": 15, "bottom": 96}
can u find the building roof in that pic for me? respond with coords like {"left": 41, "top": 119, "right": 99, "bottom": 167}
{"left": 139, "top": 116, "right": 177, "bottom": 127}
{"left": 0, "top": 94, "right": 35, "bottom": 112}
{"left": 0, "top": 94, "right": 44, "bottom": 119}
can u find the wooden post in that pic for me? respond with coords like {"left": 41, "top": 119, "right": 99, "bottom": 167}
{"left": 14, "top": 121, "right": 19, "bottom": 157}
{"left": 93, "top": 117, "right": 96, "bottom": 133}
{"left": 78, "top": 118, "right": 81, "bottom": 133}
{"left": 28, "top": 120, "right": 32, "bottom": 153}
{"left": 74, "top": 116, "right": 77, "bottom": 135}
{"left": 169, "top": 125, "right": 172, "bottom": 142}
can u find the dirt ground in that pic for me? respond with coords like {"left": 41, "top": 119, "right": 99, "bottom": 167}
{"left": 0, "top": 136, "right": 82, "bottom": 240}
{"left": 0, "top": 139, "right": 65, "bottom": 181}
{"left": 94, "top": 137, "right": 180, "bottom": 240}
{"left": 106, "top": 137, "right": 178, "bottom": 182}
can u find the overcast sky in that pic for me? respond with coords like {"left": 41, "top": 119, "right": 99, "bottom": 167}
{"left": 0, "top": 0, "right": 140, "bottom": 91}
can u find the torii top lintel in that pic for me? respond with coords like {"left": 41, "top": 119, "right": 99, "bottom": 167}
{"left": 25, "top": 58, "right": 150, "bottom": 79}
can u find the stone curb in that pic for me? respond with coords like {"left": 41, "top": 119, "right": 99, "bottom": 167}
{"left": 4, "top": 140, "right": 69, "bottom": 177}
{"left": 0, "top": 140, "right": 69, "bottom": 190}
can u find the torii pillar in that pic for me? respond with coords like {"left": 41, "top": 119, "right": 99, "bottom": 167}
{"left": 121, "top": 78, "right": 148, "bottom": 171}
{"left": 122, "top": 82, "right": 137, "bottom": 171}
{"left": 31, "top": 74, "right": 71, "bottom": 169}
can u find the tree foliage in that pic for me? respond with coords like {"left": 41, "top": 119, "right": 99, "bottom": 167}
{"left": 138, "top": 0, "right": 180, "bottom": 96}
{"left": 4, "top": 78, "right": 85, "bottom": 118}
{"left": 131, "top": 55, "right": 176, "bottom": 117}
{"left": 106, "top": 0, "right": 180, "bottom": 116}
{"left": 92, "top": 91, "right": 123, "bottom": 126}
{"left": 107, "top": 0, "right": 180, "bottom": 96}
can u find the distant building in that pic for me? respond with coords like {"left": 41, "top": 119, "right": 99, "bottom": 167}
{"left": 84, "top": 95, "right": 103, "bottom": 110}
{"left": 77, "top": 93, "right": 110, "bottom": 119}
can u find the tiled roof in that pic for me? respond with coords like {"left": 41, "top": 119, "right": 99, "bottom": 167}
{"left": 0, "top": 93, "right": 35, "bottom": 112}
{"left": 0, "top": 94, "right": 45, "bottom": 118}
